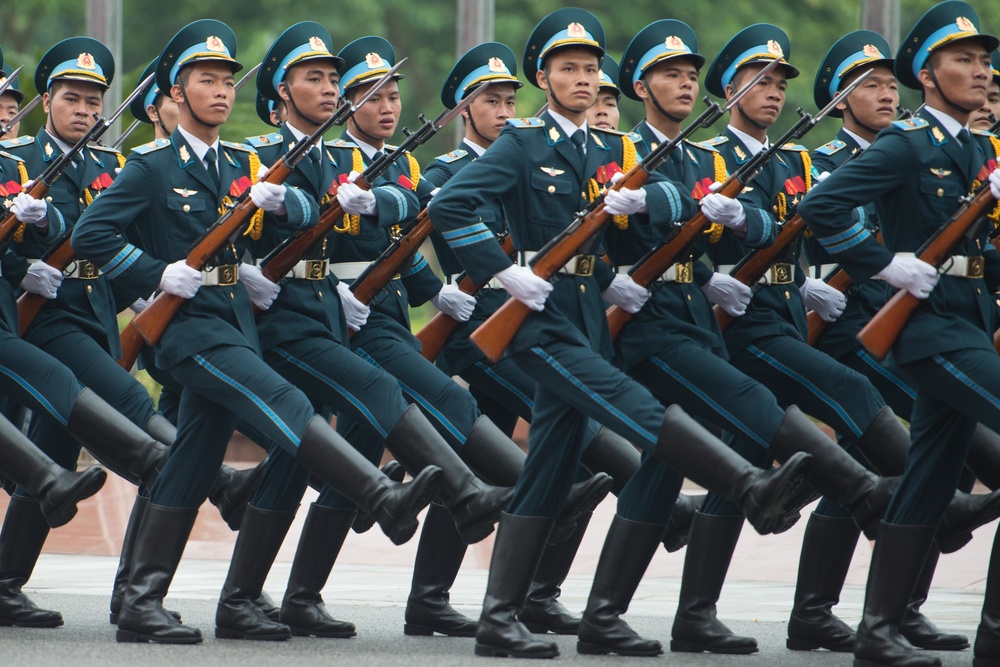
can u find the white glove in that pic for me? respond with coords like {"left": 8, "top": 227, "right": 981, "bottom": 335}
{"left": 990, "top": 167, "right": 1000, "bottom": 199}
{"left": 429, "top": 187, "right": 441, "bottom": 199}
{"left": 602, "top": 274, "right": 650, "bottom": 313}
{"left": 10, "top": 192, "right": 48, "bottom": 228}
{"left": 250, "top": 166, "right": 287, "bottom": 214}
{"left": 239, "top": 262, "right": 280, "bottom": 310}
{"left": 816, "top": 171, "right": 831, "bottom": 183}
{"left": 158, "top": 260, "right": 201, "bottom": 298}
{"left": 129, "top": 297, "right": 150, "bottom": 314}
{"left": 495, "top": 264, "right": 553, "bottom": 311}
{"left": 431, "top": 283, "right": 476, "bottom": 322}
{"left": 700, "top": 192, "right": 746, "bottom": 232}
{"left": 603, "top": 187, "right": 647, "bottom": 216}
{"left": 701, "top": 273, "right": 752, "bottom": 316}
{"left": 337, "top": 171, "right": 377, "bottom": 215}
{"left": 20, "top": 262, "right": 62, "bottom": 298}
{"left": 800, "top": 277, "right": 847, "bottom": 322}
{"left": 876, "top": 255, "right": 939, "bottom": 299}
{"left": 336, "top": 281, "right": 370, "bottom": 331}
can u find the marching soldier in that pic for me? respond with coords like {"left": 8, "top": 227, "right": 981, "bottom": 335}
{"left": 797, "top": 3, "right": 1000, "bottom": 665}
{"left": 429, "top": 8, "right": 816, "bottom": 658}
{"left": 0, "top": 64, "right": 23, "bottom": 140}
{"left": 71, "top": 19, "right": 443, "bottom": 644}
{"left": 586, "top": 54, "right": 619, "bottom": 131}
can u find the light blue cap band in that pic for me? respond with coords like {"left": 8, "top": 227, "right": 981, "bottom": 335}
{"left": 721, "top": 44, "right": 778, "bottom": 90}
{"left": 634, "top": 41, "right": 695, "bottom": 85}
{"left": 455, "top": 61, "right": 517, "bottom": 105}
{"left": 142, "top": 84, "right": 161, "bottom": 111}
{"left": 341, "top": 55, "right": 390, "bottom": 90}
{"left": 829, "top": 48, "right": 886, "bottom": 99}
{"left": 274, "top": 41, "right": 335, "bottom": 91}
{"left": 539, "top": 26, "right": 599, "bottom": 63}
{"left": 169, "top": 40, "right": 236, "bottom": 86}
{"left": 48, "top": 57, "right": 107, "bottom": 89}
{"left": 913, "top": 23, "right": 978, "bottom": 79}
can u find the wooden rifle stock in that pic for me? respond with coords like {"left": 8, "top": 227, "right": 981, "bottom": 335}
{"left": 805, "top": 268, "right": 853, "bottom": 345}
{"left": 351, "top": 212, "right": 433, "bottom": 306}
{"left": 713, "top": 215, "right": 806, "bottom": 331}
{"left": 606, "top": 177, "right": 744, "bottom": 341}
{"left": 858, "top": 185, "right": 997, "bottom": 360}
{"left": 416, "top": 235, "right": 515, "bottom": 361}
{"left": 17, "top": 233, "right": 76, "bottom": 336}
{"left": 118, "top": 318, "right": 145, "bottom": 370}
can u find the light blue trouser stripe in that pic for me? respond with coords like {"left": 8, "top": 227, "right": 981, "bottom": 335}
{"left": 855, "top": 348, "right": 917, "bottom": 401}
{"left": 747, "top": 344, "right": 863, "bottom": 437}
{"left": 529, "top": 346, "right": 656, "bottom": 446}
{"left": 192, "top": 354, "right": 300, "bottom": 446}
{"left": 648, "top": 356, "right": 769, "bottom": 448}
{"left": 933, "top": 354, "right": 1000, "bottom": 411}
{"left": 272, "top": 347, "right": 388, "bottom": 438}
{"left": 475, "top": 360, "right": 534, "bottom": 410}
{"left": 355, "top": 347, "right": 466, "bottom": 444}
{"left": 0, "top": 365, "right": 66, "bottom": 426}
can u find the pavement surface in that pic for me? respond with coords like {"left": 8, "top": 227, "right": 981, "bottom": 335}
{"left": 0, "top": 474, "right": 993, "bottom": 665}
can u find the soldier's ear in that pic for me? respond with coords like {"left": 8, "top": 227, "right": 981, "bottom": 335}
{"left": 41, "top": 92, "right": 51, "bottom": 114}
{"left": 170, "top": 84, "right": 186, "bottom": 104}
{"left": 277, "top": 81, "right": 291, "bottom": 103}
{"left": 917, "top": 68, "right": 936, "bottom": 91}
{"left": 724, "top": 83, "right": 735, "bottom": 101}
{"left": 536, "top": 68, "right": 549, "bottom": 92}
{"left": 634, "top": 79, "right": 648, "bottom": 101}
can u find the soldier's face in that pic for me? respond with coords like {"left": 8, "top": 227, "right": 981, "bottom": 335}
{"left": 348, "top": 79, "right": 400, "bottom": 142}
{"left": 0, "top": 93, "right": 19, "bottom": 140}
{"left": 839, "top": 64, "right": 898, "bottom": 132}
{"left": 171, "top": 63, "right": 235, "bottom": 127}
{"left": 726, "top": 63, "right": 786, "bottom": 128}
{"left": 465, "top": 83, "right": 517, "bottom": 143}
{"left": 280, "top": 61, "right": 341, "bottom": 128}
{"left": 635, "top": 59, "right": 700, "bottom": 123}
{"left": 537, "top": 49, "right": 599, "bottom": 115}
{"left": 43, "top": 80, "right": 104, "bottom": 143}
{"left": 148, "top": 97, "right": 180, "bottom": 138}
{"left": 920, "top": 40, "right": 992, "bottom": 115}
{"left": 972, "top": 80, "right": 1000, "bottom": 131}
{"left": 587, "top": 91, "right": 619, "bottom": 130}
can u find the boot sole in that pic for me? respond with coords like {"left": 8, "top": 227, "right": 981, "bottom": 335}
{"left": 0, "top": 617, "right": 63, "bottom": 628}
{"left": 786, "top": 637, "right": 854, "bottom": 652}
{"left": 44, "top": 468, "right": 108, "bottom": 529}
{"left": 474, "top": 643, "right": 559, "bottom": 658}
{"left": 458, "top": 504, "right": 504, "bottom": 545}
{"left": 522, "top": 622, "right": 577, "bottom": 636}
{"left": 938, "top": 495, "right": 1000, "bottom": 554}
{"left": 116, "top": 629, "right": 202, "bottom": 644}
{"left": 404, "top": 622, "right": 475, "bottom": 637}
{"left": 384, "top": 468, "right": 444, "bottom": 546}
{"left": 747, "top": 455, "right": 813, "bottom": 535}
{"left": 551, "top": 474, "right": 613, "bottom": 545}
{"left": 577, "top": 641, "right": 663, "bottom": 656}
{"left": 111, "top": 609, "right": 181, "bottom": 625}
{"left": 215, "top": 627, "right": 291, "bottom": 641}
{"left": 670, "top": 639, "right": 758, "bottom": 654}
{"left": 288, "top": 626, "right": 357, "bottom": 638}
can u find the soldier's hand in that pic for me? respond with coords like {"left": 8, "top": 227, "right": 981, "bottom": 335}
{"left": 20, "top": 262, "right": 62, "bottom": 299}
{"left": 990, "top": 167, "right": 1000, "bottom": 199}
{"left": 158, "top": 260, "right": 201, "bottom": 298}
{"left": 431, "top": 283, "right": 475, "bottom": 322}
{"left": 495, "top": 264, "right": 552, "bottom": 311}
{"left": 603, "top": 186, "right": 647, "bottom": 216}
{"left": 239, "top": 262, "right": 280, "bottom": 310}
{"left": 250, "top": 167, "right": 287, "bottom": 215}
{"left": 602, "top": 274, "right": 650, "bottom": 314}
{"left": 336, "top": 281, "right": 370, "bottom": 330}
{"left": 337, "top": 171, "right": 377, "bottom": 215}
{"left": 700, "top": 192, "right": 746, "bottom": 233}
{"left": 701, "top": 273, "right": 752, "bottom": 316}
{"left": 10, "top": 192, "right": 48, "bottom": 228}
{"left": 799, "top": 277, "right": 846, "bottom": 322}
{"left": 876, "top": 256, "right": 939, "bottom": 299}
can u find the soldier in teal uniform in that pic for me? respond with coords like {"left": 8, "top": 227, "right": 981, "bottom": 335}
{"left": 586, "top": 54, "right": 619, "bottom": 131}
{"left": 429, "top": 8, "right": 816, "bottom": 659}
{"left": 797, "top": 4, "right": 1000, "bottom": 665}
{"left": 72, "top": 19, "right": 443, "bottom": 644}
{"left": 200, "top": 23, "right": 514, "bottom": 642}
{"left": 0, "top": 63, "right": 23, "bottom": 140}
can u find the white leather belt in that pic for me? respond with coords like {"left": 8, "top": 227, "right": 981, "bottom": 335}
{"left": 617, "top": 261, "right": 694, "bottom": 284}
{"left": 287, "top": 259, "right": 332, "bottom": 280}
{"left": 717, "top": 262, "right": 795, "bottom": 285}
{"left": 519, "top": 251, "right": 595, "bottom": 277}
{"left": 894, "top": 252, "right": 984, "bottom": 279}
{"left": 449, "top": 274, "right": 502, "bottom": 290}
{"left": 329, "top": 261, "right": 373, "bottom": 280}
{"left": 201, "top": 264, "right": 239, "bottom": 287}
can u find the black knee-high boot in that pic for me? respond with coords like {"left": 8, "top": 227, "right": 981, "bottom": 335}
{"left": 899, "top": 547, "right": 969, "bottom": 650}
{"left": 975, "top": 526, "right": 1000, "bottom": 666}
{"left": 0, "top": 497, "right": 61, "bottom": 627}
{"left": 519, "top": 513, "right": 591, "bottom": 635}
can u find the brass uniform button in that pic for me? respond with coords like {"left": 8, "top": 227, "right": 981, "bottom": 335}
{"left": 977, "top": 288, "right": 982, "bottom": 295}
{"left": 229, "top": 292, "right": 235, "bottom": 299}
{"left": 784, "top": 290, "right": 790, "bottom": 299}
{"left": 579, "top": 284, "right": 586, "bottom": 294}
{"left": 547, "top": 185, "right": 556, "bottom": 194}
{"left": 396, "top": 289, "right": 402, "bottom": 296}
{"left": 686, "top": 294, "right": 692, "bottom": 301}
{"left": 936, "top": 188, "right": 944, "bottom": 197}
{"left": 317, "top": 290, "right": 323, "bottom": 298}
{"left": 85, "top": 285, "right": 92, "bottom": 294}
{"left": 46, "top": 196, "right": 52, "bottom": 202}
{"left": 183, "top": 204, "right": 191, "bottom": 212}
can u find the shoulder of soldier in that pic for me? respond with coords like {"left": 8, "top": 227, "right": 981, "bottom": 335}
{"left": 779, "top": 142, "right": 808, "bottom": 152}
{"left": 433, "top": 149, "right": 469, "bottom": 164}
{"left": 0, "top": 136, "right": 34, "bottom": 152}
{"left": 685, "top": 138, "right": 716, "bottom": 153}
{"left": 698, "top": 135, "right": 728, "bottom": 149}
{"left": 383, "top": 143, "right": 411, "bottom": 155}
{"left": 325, "top": 138, "right": 358, "bottom": 150}
{"left": 246, "top": 132, "right": 283, "bottom": 149}
{"left": 130, "top": 138, "right": 171, "bottom": 156}
{"left": 972, "top": 128, "right": 997, "bottom": 138}
{"left": 0, "top": 150, "right": 23, "bottom": 163}
{"left": 88, "top": 143, "right": 122, "bottom": 156}
{"left": 220, "top": 140, "right": 254, "bottom": 153}
{"left": 505, "top": 117, "right": 545, "bottom": 129}
{"left": 890, "top": 117, "right": 930, "bottom": 132}
{"left": 813, "top": 139, "right": 847, "bottom": 157}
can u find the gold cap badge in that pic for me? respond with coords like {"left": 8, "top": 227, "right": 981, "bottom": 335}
{"left": 665, "top": 36, "right": 686, "bottom": 50}
{"left": 77, "top": 53, "right": 96, "bottom": 70}
{"left": 365, "top": 52, "right": 385, "bottom": 69}
{"left": 309, "top": 36, "right": 327, "bottom": 52}
{"left": 863, "top": 44, "right": 883, "bottom": 58}
{"left": 956, "top": 16, "right": 976, "bottom": 33}
{"left": 488, "top": 57, "right": 506, "bottom": 73}
{"left": 567, "top": 22, "right": 586, "bottom": 38}
{"left": 767, "top": 40, "right": 783, "bottom": 58}
{"left": 206, "top": 36, "right": 225, "bottom": 52}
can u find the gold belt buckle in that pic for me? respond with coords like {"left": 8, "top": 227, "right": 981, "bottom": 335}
{"left": 305, "top": 259, "right": 328, "bottom": 280}
{"left": 572, "top": 254, "right": 595, "bottom": 277}
{"left": 769, "top": 263, "right": 793, "bottom": 285}
{"left": 77, "top": 260, "right": 100, "bottom": 279}
{"left": 674, "top": 261, "right": 693, "bottom": 284}
{"left": 218, "top": 265, "right": 238, "bottom": 287}
{"left": 968, "top": 256, "right": 985, "bottom": 278}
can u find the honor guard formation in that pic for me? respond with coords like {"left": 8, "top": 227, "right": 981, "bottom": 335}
{"left": 0, "top": 3, "right": 998, "bottom": 665}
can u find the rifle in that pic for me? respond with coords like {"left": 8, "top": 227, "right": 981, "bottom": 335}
{"left": 416, "top": 234, "right": 516, "bottom": 361}
{"left": 606, "top": 67, "right": 868, "bottom": 341}
{"left": 990, "top": 114, "right": 1000, "bottom": 136}
{"left": 20, "top": 66, "right": 265, "bottom": 335}
{"left": 857, "top": 183, "right": 997, "bottom": 360}
{"left": 0, "top": 94, "right": 41, "bottom": 138}
{"left": 115, "top": 60, "right": 405, "bottom": 370}
{"left": 0, "top": 73, "right": 155, "bottom": 252}
{"left": 257, "top": 79, "right": 487, "bottom": 308}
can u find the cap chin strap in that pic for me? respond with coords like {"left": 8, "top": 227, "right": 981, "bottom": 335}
{"left": 643, "top": 78, "right": 685, "bottom": 124}
{"left": 927, "top": 64, "right": 978, "bottom": 114}
{"left": 843, "top": 100, "right": 881, "bottom": 138}
{"left": 45, "top": 117, "right": 77, "bottom": 149}
{"left": 464, "top": 107, "right": 494, "bottom": 147}
{"left": 284, "top": 85, "right": 324, "bottom": 129}
{"left": 735, "top": 102, "right": 768, "bottom": 131}
{"left": 178, "top": 77, "right": 223, "bottom": 129}
{"left": 348, "top": 113, "right": 384, "bottom": 148}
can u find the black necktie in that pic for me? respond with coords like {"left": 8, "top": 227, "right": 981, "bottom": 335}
{"left": 958, "top": 128, "right": 972, "bottom": 145}
{"left": 205, "top": 147, "right": 221, "bottom": 190}
{"left": 570, "top": 129, "right": 586, "bottom": 160}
